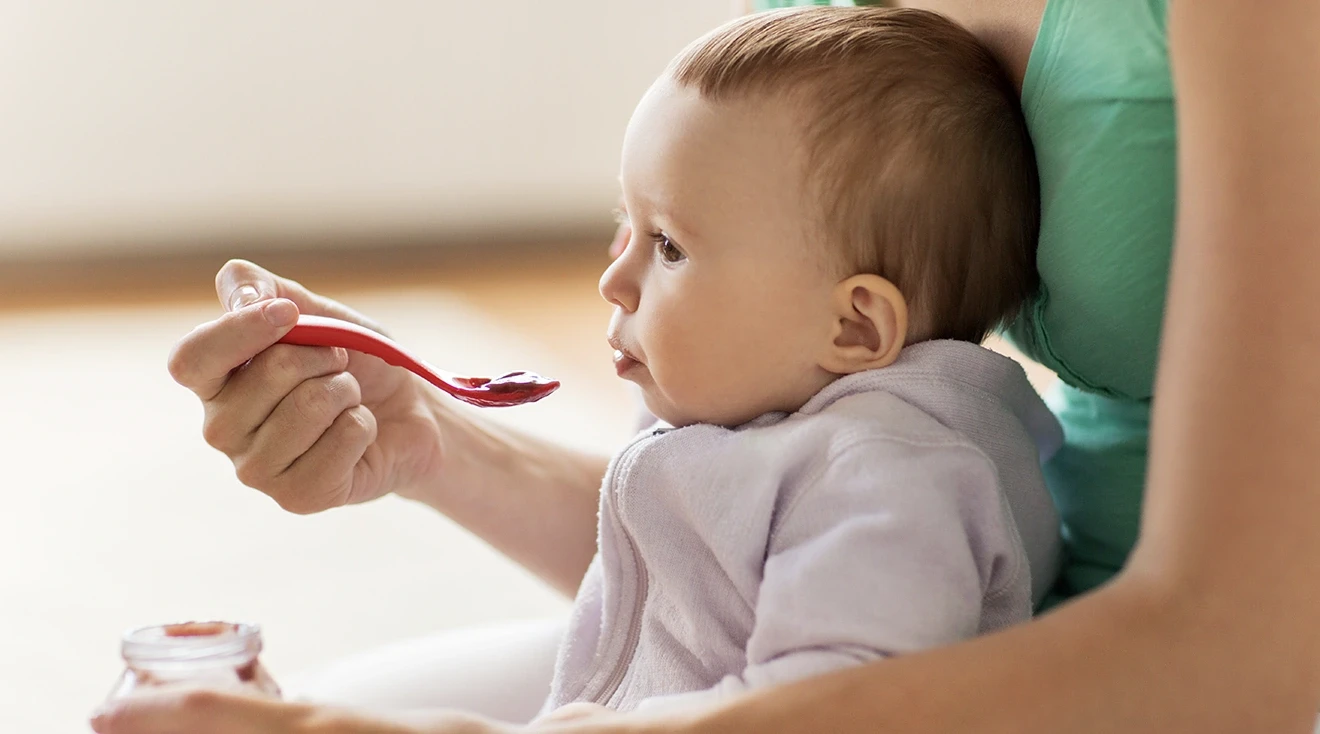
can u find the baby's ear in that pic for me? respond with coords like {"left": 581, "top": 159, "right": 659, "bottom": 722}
{"left": 817, "top": 274, "right": 908, "bottom": 375}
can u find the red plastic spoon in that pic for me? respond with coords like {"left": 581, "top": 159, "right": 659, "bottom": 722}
{"left": 278, "top": 315, "right": 559, "bottom": 408}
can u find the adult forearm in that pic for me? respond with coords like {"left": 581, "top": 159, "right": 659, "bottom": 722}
{"left": 671, "top": 574, "right": 1316, "bottom": 734}
{"left": 396, "top": 393, "right": 607, "bottom": 597}
{"left": 1138, "top": 0, "right": 1320, "bottom": 633}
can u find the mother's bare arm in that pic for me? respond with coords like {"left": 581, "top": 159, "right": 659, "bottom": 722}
{"left": 405, "top": 400, "right": 605, "bottom": 597}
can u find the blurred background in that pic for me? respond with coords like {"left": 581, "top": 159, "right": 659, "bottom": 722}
{"left": 0, "top": 2, "right": 1056, "bottom": 731}
{"left": 0, "top": 2, "right": 734, "bottom": 731}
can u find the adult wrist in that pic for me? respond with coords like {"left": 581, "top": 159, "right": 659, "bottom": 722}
{"left": 390, "top": 381, "right": 473, "bottom": 510}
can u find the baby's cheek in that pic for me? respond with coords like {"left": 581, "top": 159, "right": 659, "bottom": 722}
{"left": 684, "top": 345, "right": 772, "bottom": 421}
{"left": 648, "top": 303, "right": 776, "bottom": 422}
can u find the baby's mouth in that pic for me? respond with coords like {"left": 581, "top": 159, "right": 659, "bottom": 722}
{"left": 613, "top": 349, "right": 641, "bottom": 367}
{"left": 606, "top": 333, "right": 639, "bottom": 363}
{"left": 609, "top": 342, "right": 644, "bottom": 377}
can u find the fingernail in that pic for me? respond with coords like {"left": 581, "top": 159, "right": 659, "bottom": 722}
{"left": 263, "top": 299, "right": 298, "bottom": 327}
{"left": 229, "top": 284, "right": 261, "bottom": 311}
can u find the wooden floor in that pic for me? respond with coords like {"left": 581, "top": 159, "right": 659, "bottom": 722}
{"left": 0, "top": 239, "right": 612, "bottom": 311}
{"left": 0, "top": 241, "right": 624, "bottom": 393}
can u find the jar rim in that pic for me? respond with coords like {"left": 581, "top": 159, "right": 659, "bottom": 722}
{"left": 121, "top": 621, "right": 262, "bottom": 664}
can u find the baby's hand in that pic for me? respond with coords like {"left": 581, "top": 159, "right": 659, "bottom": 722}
{"left": 167, "top": 259, "right": 440, "bottom": 514}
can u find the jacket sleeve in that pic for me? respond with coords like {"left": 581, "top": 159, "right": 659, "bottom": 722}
{"left": 636, "top": 437, "right": 1026, "bottom": 712}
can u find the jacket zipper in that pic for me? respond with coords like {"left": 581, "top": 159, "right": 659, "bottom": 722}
{"left": 588, "top": 436, "right": 654, "bottom": 706}
{"left": 593, "top": 535, "right": 648, "bottom": 706}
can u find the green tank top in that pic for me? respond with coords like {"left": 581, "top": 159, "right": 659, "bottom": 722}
{"left": 754, "top": 0, "right": 1176, "bottom": 603}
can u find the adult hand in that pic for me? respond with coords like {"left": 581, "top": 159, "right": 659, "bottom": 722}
{"left": 167, "top": 259, "right": 442, "bottom": 514}
{"left": 89, "top": 688, "right": 507, "bottom": 734}
{"left": 534, "top": 703, "right": 619, "bottom": 726}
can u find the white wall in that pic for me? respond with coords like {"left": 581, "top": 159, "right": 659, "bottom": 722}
{"left": 0, "top": 1, "right": 734, "bottom": 257}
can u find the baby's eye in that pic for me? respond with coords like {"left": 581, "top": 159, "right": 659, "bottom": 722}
{"left": 654, "top": 234, "right": 686, "bottom": 264}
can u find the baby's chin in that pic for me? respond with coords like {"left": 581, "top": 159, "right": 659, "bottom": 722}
{"left": 640, "top": 390, "right": 775, "bottom": 430}
{"left": 639, "top": 395, "right": 699, "bottom": 429}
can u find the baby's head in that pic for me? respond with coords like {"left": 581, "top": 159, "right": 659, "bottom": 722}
{"left": 603, "top": 7, "right": 1038, "bottom": 428}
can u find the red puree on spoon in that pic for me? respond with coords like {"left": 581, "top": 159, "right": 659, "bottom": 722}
{"left": 278, "top": 315, "right": 559, "bottom": 408}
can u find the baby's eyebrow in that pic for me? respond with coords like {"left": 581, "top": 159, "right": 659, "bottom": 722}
{"left": 613, "top": 191, "right": 697, "bottom": 242}
{"left": 654, "top": 210, "right": 700, "bottom": 245}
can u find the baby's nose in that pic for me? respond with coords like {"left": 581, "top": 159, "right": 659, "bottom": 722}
{"left": 599, "top": 255, "right": 640, "bottom": 313}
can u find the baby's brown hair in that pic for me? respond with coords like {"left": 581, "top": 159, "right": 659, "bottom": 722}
{"left": 669, "top": 7, "right": 1039, "bottom": 343}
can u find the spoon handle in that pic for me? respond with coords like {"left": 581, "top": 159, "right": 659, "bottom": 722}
{"left": 278, "top": 315, "right": 459, "bottom": 397}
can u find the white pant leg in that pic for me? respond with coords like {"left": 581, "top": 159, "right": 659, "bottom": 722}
{"left": 283, "top": 617, "right": 565, "bottom": 724}
{"left": 284, "top": 617, "right": 1320, "bottom": 729}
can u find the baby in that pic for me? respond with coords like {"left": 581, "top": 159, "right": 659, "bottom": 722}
{"left": 543, "top": 6, "right": 1061, "bottom": 715}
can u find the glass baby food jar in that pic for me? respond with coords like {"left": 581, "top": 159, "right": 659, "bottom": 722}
{"left": 106, "top": 621, "right": 281, "bottom": 700}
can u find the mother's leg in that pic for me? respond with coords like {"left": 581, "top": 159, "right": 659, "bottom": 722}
{"left": 284, "top": 617, "right": 564, "bottom": 724}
